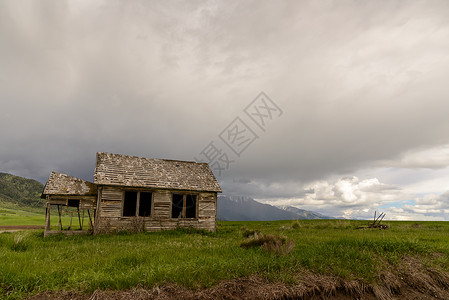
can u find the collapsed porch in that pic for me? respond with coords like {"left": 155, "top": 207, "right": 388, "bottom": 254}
{"left": 41, "top": 171, "right": 98, "bottom": 237}
{"left": 44, "top": 195, "right": 96, "bottom": 237}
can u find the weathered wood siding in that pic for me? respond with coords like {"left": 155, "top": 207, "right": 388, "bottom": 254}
{"left": 47, "top": 196, "right": 96, "bottom": 209}
{"left": 95, "top": 186, "right": 217, "bottom": 234}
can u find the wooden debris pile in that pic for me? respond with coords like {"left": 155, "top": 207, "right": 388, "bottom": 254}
{"left": 356, "top": 211, "right": 389, "bottom": 230}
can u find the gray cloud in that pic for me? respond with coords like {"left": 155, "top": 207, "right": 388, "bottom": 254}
{"left": 1, "top": 1, "right": 449, "bottom": 219}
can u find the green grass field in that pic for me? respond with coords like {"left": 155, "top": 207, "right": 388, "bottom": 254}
{"left": 0, "top": 204, "right": 90, "bottom": 229}
{"left": 0, "top": 202, "right": 44, "bottom": 226}
{"left": 1, "top": 219, "right": 449, "bottom": 299}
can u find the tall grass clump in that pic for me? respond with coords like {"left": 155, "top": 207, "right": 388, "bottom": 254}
{"left": 291, "top": 221, "right": 301, "bottom": 229}
{"left": 240, "top": 225, "right": 260, "bottom": 238}
{"left": 240, "top": 233, "right": 295, "bottom": 255}
{"left": 10, "top": 233, "right": 29, "bottom": 252}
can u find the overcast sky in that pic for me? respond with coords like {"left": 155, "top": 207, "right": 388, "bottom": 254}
{"left": 1, "top": 0, "right": 449, "bottom": 220}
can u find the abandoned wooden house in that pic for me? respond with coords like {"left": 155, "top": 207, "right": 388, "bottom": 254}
{"left": 42, "top": 152, "right": 222, "bottom": 236}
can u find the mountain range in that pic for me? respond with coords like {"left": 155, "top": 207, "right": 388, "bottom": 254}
{"left": 217, "top": 195, "right": 331, "bottom": 221}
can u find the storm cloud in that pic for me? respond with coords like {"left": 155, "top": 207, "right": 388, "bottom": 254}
{"left": 1, "top": 0, "right": 449, "bottom": 220}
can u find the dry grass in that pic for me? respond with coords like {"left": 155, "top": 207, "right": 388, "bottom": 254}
{"left": 10, "top": 232, "right": 29, "bottom": 252}
{"left": 27, "top": 260, "right": 449, "bottom": 300}
{"left": 240, "top": 225, "right": 261, "bottom": 238}
{"left": 291, "top": 221, "right": 301, "bottom": 229}
{"left": 240, "top": 233, "right": 295, "bottom": 255}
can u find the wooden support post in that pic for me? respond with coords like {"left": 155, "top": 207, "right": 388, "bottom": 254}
{"left": 81, "top": 209, "right": 85, "bottom": 230}
{"left": 78, "top": 207, "right": 82, "bottom": 230}
{"left": 68, "top": 211, "right": 73, "bottom": 230}
{"left": 58, "top": 204, "right": 63, "bottom": 230}
{"left": 93, "top": 186, "right": 102, "bottom": 234}
{"left": 88, "top": 209, "right": 93, "bottom": 230}
{"left": 45, "top": 203, "right": 51, "bottom": 231}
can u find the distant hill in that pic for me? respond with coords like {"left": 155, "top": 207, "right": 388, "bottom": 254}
{"left": 0, "top": 172, "right": 45, "bottom": 208}
{"left": 277, "top": 205, "right": 332, "bottom": 219}
{"left": 217, "top": 195, "right": 331, "bottom": 221}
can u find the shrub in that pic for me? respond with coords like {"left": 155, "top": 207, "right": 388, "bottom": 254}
{"left": 291, "top": 221, "right": 301, "bottom": 229}
{"left": 240, "top": 234, "right": 295, "bottom": 255}
{"left": 240, "top": 226, "right": 261, "bottom": 238}
{"left": 130, "top": 217, "right": 146, "bottom": 233}
{"left": 279, "top": 225, "right": 292, "bottom": 231}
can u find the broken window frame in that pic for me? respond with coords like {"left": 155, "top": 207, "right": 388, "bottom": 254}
{"left": 122, "top": 190, "right": 153, "bottom": 217}
{"left": 171, "top": 192, "right": 198, "bottom": 219}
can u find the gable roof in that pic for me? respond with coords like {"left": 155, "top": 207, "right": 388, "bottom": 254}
{"left": 42, "top": 171, "right": 97, "bottom": 197}
{"left": 94, "top": 152, "right": 222, "bottom": 192}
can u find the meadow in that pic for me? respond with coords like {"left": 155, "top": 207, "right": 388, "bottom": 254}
{"left": 0, "top": 204, "right": 44, "bottom": 226}
{"left": 1, "top": 219, "right": 449, "bottom": 299}
{"left": 0, "top": 204, "right": 87, "bottom": 229}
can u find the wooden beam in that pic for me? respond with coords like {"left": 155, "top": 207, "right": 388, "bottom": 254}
{"left": 88, "top": 209, "right": 93, "bottom": 230}
{"left": 68, "top": 211, "right": 73, "bottom": 230}
{"left": 78, "top": 207, "right": 82, "bottom": 230}
{"left": 45, "top": 202, "right": 51, "bottom": 231}
{"left": 57, "top": 204, "right": 62, "bottom": 230}
{"left": 81, "top": 209, "right": 84, "bottom": 230}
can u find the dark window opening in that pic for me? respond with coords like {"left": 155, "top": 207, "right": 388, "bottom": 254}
{"left": 171, "top": 193, "right": 197, "bottom": 219}
{"left": 139, "top": 192, "right": 152, "bottom": 217}
{"left": 185, "top": 195, "right": 197, "bottom": 218}
{"left": 67, "top": 199, "right": 80, "bottom": 208}
{"left": 172, "top": 194, "right": 184, "bottom": 218}
{"left": 123, "top": 191, "right": 137, "bottom": 217}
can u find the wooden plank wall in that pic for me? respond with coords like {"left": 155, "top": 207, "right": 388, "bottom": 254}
{"left": 153, "top": 190, "right": 171, "bottom": 219}
{"left": 100, "top": 187, "right": 122, "bottom": 218}
{"left": 96, "top": 186, "right": 217, "bottom": 234}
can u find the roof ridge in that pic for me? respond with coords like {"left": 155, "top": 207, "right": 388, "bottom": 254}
{"left": 49, "top": 171, "right": 94, "bottom": 184}
{"left": 97, "top": 152, "right": 200, "bottom": 164}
